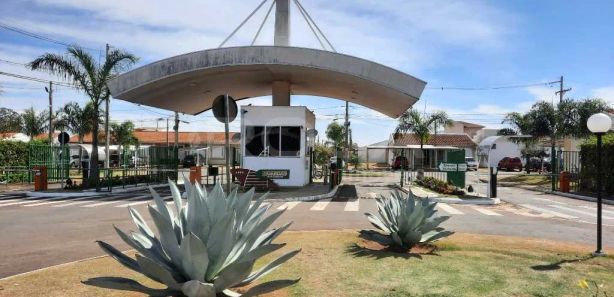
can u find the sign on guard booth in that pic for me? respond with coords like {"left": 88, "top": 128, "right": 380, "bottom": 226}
{"left": 240, "top": 106, "right": 316, "bottom": 187}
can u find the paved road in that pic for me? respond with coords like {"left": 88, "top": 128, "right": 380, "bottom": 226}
{"left": 0, "top": 175, "right": 612, "bottom": 278}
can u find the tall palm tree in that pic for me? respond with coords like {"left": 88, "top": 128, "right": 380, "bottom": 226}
{"left": 21, "top": 107, "right": 49, "bottom": 139}
{"left": 56, "top": 101, "right": 101, "bottom": 170}
{"left": 393, "top": 109, "right": 452, "bottom": 168}
{"left": 29, "top": 46, "right": 138, "bottom": 188}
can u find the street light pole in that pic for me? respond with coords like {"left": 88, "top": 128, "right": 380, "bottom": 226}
{"left": 587, "top": 112, "right": 610, "bottom": 257}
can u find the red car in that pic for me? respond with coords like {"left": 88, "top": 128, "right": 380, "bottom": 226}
{"left": 497, "top": 157, "right": 523, "bottom": 171}
{"left": 392, "top": 156, "right": 409, "bottom": 170}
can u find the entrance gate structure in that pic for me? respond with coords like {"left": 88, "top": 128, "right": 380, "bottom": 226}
{"left": 107, "top": 0, "right": 427, "bottom": 187}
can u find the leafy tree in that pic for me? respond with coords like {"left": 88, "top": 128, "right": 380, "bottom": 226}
{"left": 496, "top": 128, "right": 517, "bottom": 136}
{"left": 30, "top": 46, "right": 138, "bottom": 188}
{"left": 325, "top": 121, "right": 345, "bottom": 148}
{"left": 111, "top": 121, "right": 138, "bottom": 159}
{"left": 393, "top": 109, "right": 452, "bottom": 168}
{"left": 0, "top": 107, "right": 23, "bottom": 133}
{"left": 313, "top": 143, "right": 333, "bottom": 166}
{"left": 20, "top": 107, "right": 48, "bottom": 138}
{"left": 349, "top": 152, "right": 361, "bottom": 169}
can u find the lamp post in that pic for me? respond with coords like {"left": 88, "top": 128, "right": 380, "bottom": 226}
{"left": 587, "top": 112, "right": 611, "bottom": 257}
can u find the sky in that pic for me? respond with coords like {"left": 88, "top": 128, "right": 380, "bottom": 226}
{"left": 1, "top": 0, "right": 613, "bottom": 146}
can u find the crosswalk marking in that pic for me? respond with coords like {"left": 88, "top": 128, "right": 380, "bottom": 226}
{"left": 470, "top": 205, "right": 502, "bottom": 216}
{"left": 310, "top": 199, "right": 331, "bottom": 211}
{"left": 23, "top": 196, "right": 95, "bottom": 207}
{"left": 437, "top": 203, "right": 464, "bottom": 215}
{"left": 0, "top": 198, "right": 26, "bottom": 204}
{"left": 550, "top": 205, "right": 614, "bottom": 220}
{"left": 532, "top": 197, "right": 567, "bottom": 205}
{"left": 277, "top": 201, "right": 301, "bottom": 210}
{"left": 116, "top": 196, "right": 154, "bottom": 208}
{"left": 520, "top": 204, "right": 578, "bottom": 219}
{"left": 82, "top": 195, "right": 143, "bottom": 208}
{"left": 53, "top": 197, "right": 106, "bottom": 207}
{"left": 0, "top": 198, "right": 48, "bottom": 207}
{"left": 344, "top": 199, "right": 360, "bottom": 211}
{"left": 580, "top": 205, "right": 614, "bottom": 216}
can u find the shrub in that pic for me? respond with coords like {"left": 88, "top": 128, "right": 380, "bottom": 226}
{"left": 416, "top": 176, "right": 465, "bottom": 195}
{"left": 361, "top": 190, "right": 454, "bottom": 251}
{"left": 580, "top": 133, "right": 614, "bottom": 195}
{"left": 96, "top": 179, "right": 300, "bottom": 297}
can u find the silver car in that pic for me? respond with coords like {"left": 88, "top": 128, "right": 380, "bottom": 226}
{"left": 465, "top": 157, "right": 478, "bottom": 171}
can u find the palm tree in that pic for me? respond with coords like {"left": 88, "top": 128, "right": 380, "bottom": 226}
{"left": 21, "top": 107, "right": 49, "bottom": 139}
{"left": 393, "top": 109, "right": 453, "bottom": 169}
{"left": 56, "top": 101, "right": 101, "bottom": 170}
{"left": 29, "top": 46, "right": 138, "bottom": 188}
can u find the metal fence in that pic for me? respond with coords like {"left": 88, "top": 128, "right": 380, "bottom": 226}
{"left": 552, "top": 150, "right": 582, "bottom": 193}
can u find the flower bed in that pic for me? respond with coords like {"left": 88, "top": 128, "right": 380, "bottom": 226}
{"left": 415, "top": 176, "right": 465, "bottom": 195}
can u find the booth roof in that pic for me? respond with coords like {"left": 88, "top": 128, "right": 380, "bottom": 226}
{"left": 69, "top": 131, "right": 240, "bottom": 146}
{"left": 392, "top": 133, "right": 477, "bottom": 148}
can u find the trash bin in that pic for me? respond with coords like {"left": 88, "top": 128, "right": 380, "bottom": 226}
{"left": 559, "top": 171, "right": 570, "bottom": 193}
{"left": 34, "top": 166, "right": 48, "bottom": 191}
{"left": 190, "top": 166, "right": 202, "bottom": 185}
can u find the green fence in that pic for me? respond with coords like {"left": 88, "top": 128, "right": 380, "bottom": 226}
{"left": 28, "top": 144, "right": 70, "bottom": 183}
{"left": 552, "top": 150, "right": 582, "bottom": 193}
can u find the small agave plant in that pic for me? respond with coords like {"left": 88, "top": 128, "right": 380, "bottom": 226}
{"left": 96, "top": 177, "right": 300, "bottom": 297}
{"left": 362, "top": 190, "right": 454, "bottom": 251}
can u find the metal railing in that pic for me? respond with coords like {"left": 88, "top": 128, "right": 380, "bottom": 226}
{"left": 99, "top": 166, "right": 179, "bottom": 192}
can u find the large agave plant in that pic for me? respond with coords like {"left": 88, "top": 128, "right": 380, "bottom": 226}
{"left": 362, "top": 190, "right": 454, "bottom": 250}
{"left": 96, "top": 178, "right": 300, "bottom": 297}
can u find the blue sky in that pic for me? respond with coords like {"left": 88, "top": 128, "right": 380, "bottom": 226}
{"left": 1, "top": 0, "right": 613, "bottom": 145}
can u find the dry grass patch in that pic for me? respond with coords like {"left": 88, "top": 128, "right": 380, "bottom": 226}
{"left": 1, "top": 231, "right": 612, "bottom": 297}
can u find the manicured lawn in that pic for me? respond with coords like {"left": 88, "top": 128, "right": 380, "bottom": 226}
{"left": 499, "top": 174, "right": 551, "bottom": 185}
{"left": 1, "top": 231, "right": 612, "bottom": 297}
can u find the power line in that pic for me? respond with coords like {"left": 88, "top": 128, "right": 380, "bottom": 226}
{"left": 426, "top": 81, "right": 559, "bottom": 91}
{"left": 0, "top": 71, "right": 76, "bottom": 88}
{"left": 0, "top": 22, "right": 103, "bottom": 53}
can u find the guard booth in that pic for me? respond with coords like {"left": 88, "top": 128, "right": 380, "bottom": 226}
{"left": 240, "top": 106, "right": 315, "bottom": 187}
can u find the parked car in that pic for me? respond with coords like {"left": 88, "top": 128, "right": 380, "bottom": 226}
{"left": 391, "top": 156, "right": 409, "bottom": 170}
{"left": 497, "top": 157, "right": 523, "bottom": 171}
{"left": 527, "top": 157, "right": 551, "bottom": 172}
{"left": 182, "top": 155, "right": 196, "bottom": 168}
{"left": 465, "top": 157, "right": 478, "bottom": 171}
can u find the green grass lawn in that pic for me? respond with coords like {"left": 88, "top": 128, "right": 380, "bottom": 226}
{"left": 499, "top": 174, "right": 551, "bottom": 186}
{"left": 1, "top": 231, "right": 612, "bottom": 297}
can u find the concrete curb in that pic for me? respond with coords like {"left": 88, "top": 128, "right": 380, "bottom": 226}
{"left": 394, "top": 184, "right": 500, "bottom": 205}
{"left": 25, "top": 183, "right": 168, "bottom": 197}
{"left": 264, "top": 185, "right": 339, "bottom": 202}
{"left": 548, "top": 191, "right": 614, "bottom": 206}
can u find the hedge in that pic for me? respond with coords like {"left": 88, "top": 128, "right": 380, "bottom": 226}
{"left": 579, "top": 133, "right": 614, "bottom": 195}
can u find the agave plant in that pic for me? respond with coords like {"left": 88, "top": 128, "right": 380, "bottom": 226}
{"left": 96, "top": 178, "right": 300, "bottom": 297}
{"left": 362, "top": 190, "right": 454, "bottom": 250}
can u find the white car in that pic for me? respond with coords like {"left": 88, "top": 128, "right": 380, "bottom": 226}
{"left": 465, "top": 157, "right": 478, "bottom": 171}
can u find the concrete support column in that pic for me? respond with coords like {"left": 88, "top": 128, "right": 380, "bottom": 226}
{"left": 274, "top": 0, "right": 290, "bottom": 46}
{"left": 272, "top": 80, "right": 291, "bottom": 106}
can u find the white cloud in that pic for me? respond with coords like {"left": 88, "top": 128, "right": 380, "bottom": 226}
{"left": 592, "top": 86, "right": 614, "bottom": 104}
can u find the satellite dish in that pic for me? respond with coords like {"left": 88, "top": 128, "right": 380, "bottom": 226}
{"left": 212, "top": 94, "right": 238, "bottom": 123}
{"left": 306, "top": 129, "right": 318, "bottom": 138}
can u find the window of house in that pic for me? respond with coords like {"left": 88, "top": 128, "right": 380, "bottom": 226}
{"left": 245, "top": 126, "right": 265, "bottom": 156}
{"left": 266, "top": 126, "right": 280, "bottom": 157}
{"left": 280, "top": 126, "right": 301, "bottom": 156}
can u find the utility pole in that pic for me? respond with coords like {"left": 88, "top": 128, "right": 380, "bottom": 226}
{"left": 166, "top": 117, "right": 170, "bottom": 147}
{"left": 47, "top": 81, "right": 53, "bottom": 143}
{"left": 551, "top": 75, "right": 572, "bottom": 191}
{"left": 174, "top": 112, "right": 179, "bottom": 148}
{"left": 104, "top": 43, "right": 111, "bottom": 169}
{"left": 344, "top": 101, "right": 349, "bottom": 167}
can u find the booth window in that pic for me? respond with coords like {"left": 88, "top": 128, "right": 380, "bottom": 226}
{"left": 280, "top": 126, "right": 300, "bottom": 156}
{"left": 245, "top": 126, "right": 265, "bottom": 156}
{"left": 266, "top": 126, "right": 280, "bottom": 157}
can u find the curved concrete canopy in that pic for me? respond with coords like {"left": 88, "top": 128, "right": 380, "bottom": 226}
{"left": 107, "top": 46, "right": 427, "bottom": 118}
